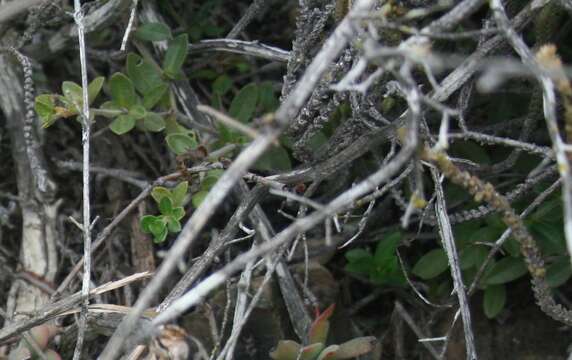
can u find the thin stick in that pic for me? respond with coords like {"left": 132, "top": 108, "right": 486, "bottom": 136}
{"left": 120, "top": 0, "right": 138, "bottom": 51}
{"left": 72, "top": 0, "right": 92, "bottom": 358}
{"left": 431, "top": 168, "right": 477, "bottom": 360}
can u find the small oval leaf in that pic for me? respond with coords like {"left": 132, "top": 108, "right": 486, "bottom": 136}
{"left": 151, "top": 187, "right": 172, "bottom": 205}
{"left": 135, "top": 22, "right": 172, "bottom": 42}
{"left": 191, "top": 190, "right": 208, "bottom": 208}
{"left": 212, "top": 75, "right": 232, "bottom": 95}
{"left": 127, "top": 53, "right": 165, "bottom": 95}
{"left": 483, "top": 284, "right": 506, "bottom": 319}
{"left": 88, "top": 76, "right": 105, "bottom": 105}
{"left": 484, "top": 257, "right": 527, "bottom": 285}
{"left": 142, "top": 113, "right": 166, "bottom": 132}
{"left": 109, "top": 114, "right": 136, "bottom": 135}
{"left": 129, "top": 104, "right": 147, "bottom": 120}
{"left": 308, "top": 304, "right": 335, "bottom": 345}
{"left": 412, "top": 248, "right": 449, "bottom": 280}
{"left": 166, "top": 216, "right": 181, "bottom": 233}
{"left": 166, "top": 133, "right": 198, "bottom": 154}
{"left": 110, "top": 72, "right": 136, "bottom": 108}
{"left": 172, "top": 207, "right": 185, "bottom": 221}
{"left": 229, "top": 83, "right": 259, "bottom": 123}
{"left": 159, "top": 197, "right": 173, "bottom": 215}
{"left": 153, "top": 225, "right": 168, "bottom": 243}
{"left": 546, "top": 256, "right": 572, "bottom": 288}
{"left": 335, "top": 337, "right": 377, "bottom": 359}
{"left": 35, "top": 94, "right": 57, "bottom": 127}
{"left": 172, "top": 181, "right": 188, "bottom": 207}
{"left": 140, "top": 215, "right": 159, "bottom": 233}
{"left": 143, "top": 83, "right": 169, "bottom": 109}
{"left": 316, "top": 345, "right": 339, "bottom": 360}
{"left": 253, "top": 145, "right": 292, "bottom": 172}
{"left": 269, "top": 340, "right": 301, "bottom": 360}
{"left": 62, "top": 81, "right": 83, "bottom": 108}
{"left": 300, "top": 343, "right": 325, "bottom": 360}
{"left": 163, "top": 34, "right": 189, "bottom": 79}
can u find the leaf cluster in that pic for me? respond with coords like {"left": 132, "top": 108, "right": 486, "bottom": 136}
{"left": 344, "top": 232, "right": 406, "bottom": 287}
{"left": 141, "top": 181, "right": 188, "bottom": 243}
{"left": 345, "top": 194, "right": 569, "bottom": 319}
{"left": 270, "top": 305, "right": 376, "bottom": 360}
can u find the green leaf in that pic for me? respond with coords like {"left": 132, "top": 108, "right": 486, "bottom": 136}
{"left": 485, "top": 214, "right": 504, "bottom": 229}
{"left": 88, "top": 76, "right": 105, "bottom": 105}
{"left": 546, "top": 256, "right": 572, "bottom": 287}
{"left": 335, "top": 337, "right": 377, "bottom": 359}
{"left": 345, "top": 258, "right": 374, "bottom": 275}
{"left": 229, "top": 83, "right": 259, "bottom": 123}
{"left": 345, "top": 248, "right": 371, "bottom": 262}
{"left": 483, "top": 284, "right": 506, "bottom": 319}
{"left": 502, "top": 237, "right": 521, "bottom": 258}
{"left": 151, "top": 187, "right": 172, "bottom": 204}
{"left": 253, "top": 145, "right": 292, "bottom": 172}
{"left": 316, "top": 345, "right": 339, "bottom": 360}
{"left": 164, "top": 115, "right": 193, "bottom": 135}
{"left": 484, "top": 257, "right": 527, "bottom": 285}
{"left": 126, "top": 53, "right": 165, "bottom": 95}
{"left": 166, "top": 216, "right": 181, "bottom": 233}
{"left": 201, "top": 171, "right": 223, "bottom": 190}
{"left": 163, "top": 34, "right": 189, "bottom": 79}
{"left": 99, "top": 101, "right": 123, "bottom": 118}
{"left": 129, "top": 104, "right": 147, "bottom": 119}
{"left": 172, "top": 207, "right": 185, "bottom": 221}
{"left": 370, "top": 260, "right": 405, "bottom": 286}
{"left": 530, "top": 198, "right": 562, "bottom": 223}
{"left": 148, "top": 218, "right": 166, "bottom": 237}
{"left": 166, "top": 133, "right": 198, "bottom": 154}
{"left": 258, "top": 81, "right": 279, "bottom": 112}
{"left": 459, "top": 246, "right": 488, "bottom": 270}
{"left": 452, "top": 221, "right": 482, "bottom": 247}
{"left": 191, "top": 190, "right": 208, "bottom": 208}
{"left": 344, "top": 249, "right": 373, "bottom": 275}
{"left": 412, "top": 249, "right": 449, "bottom": 280}
{"left": 152, "top": 225, "right": 168, "bottom": 243}
{"left": 299, "top": 343, "right": 325, "bottom": 360}
{"left": 211, "top": 93, "right": 222, "bottom": 109}
{"left": 62, "top": 81, "right": 83, "bottom": 109}
{"left": 159, "top": 197, "right": 174, "bottom": 215}
{"left": 235, "top": 61, "right": 250, "bottom": 73}
{"left": 308, "top": 304, "right": 334, "bottom": 345}
{"left": 143, "top": 83, "right": 169, "bottom": 109}
{"left": 35, "top": 94, "right": 57, "bottom": 127}
{"left": 172, "top": 181, "right": 188, "bottom": 207}
{"left": 135, "top": 22, "right": 172, "bottom": 42}
{"left": 140, "top": 215, "right": 160, "bottom": 233}
{"left": 142, "top": 113, "right": 166, "bottom": 132}
{"left": 212, "top": 75, "right": 232, "bottom": 95}
{"left": 109, "top": 114, "right": 136, "bottom": 135}
{"left": 110, "top": 72, "right": 137, "bottom": 108}
{"left": 530, "top": 221, "right": 566, "bottom": 255}
{"left": 374, "top": 232, "right": 401, "bottom": 266}
{"left": 269, "top": 340, "right": 301, "bottom": 360}
{"left": 468, "top": 226, "right": 504, "bottom": 245}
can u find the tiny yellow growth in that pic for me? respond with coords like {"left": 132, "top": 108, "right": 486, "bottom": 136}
{"left": 411, "top": 193, "right": 427, "bottom": 209}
